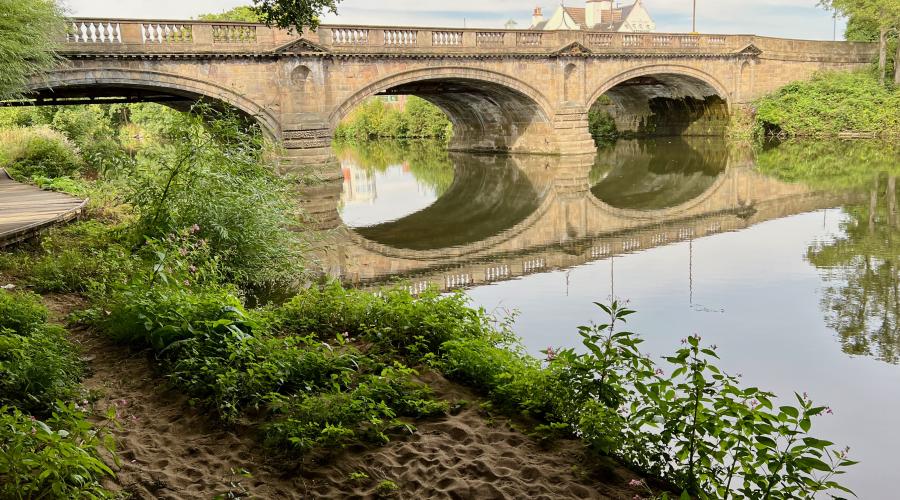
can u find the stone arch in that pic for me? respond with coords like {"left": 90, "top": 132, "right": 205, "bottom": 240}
{"left": 588, "top": 65, "right": 732, "bottom": 137}
{"left": 29, "top": 68, "right": 281, "bottom": 140}
{"left": 331, "top": 67, "right": 559, "bottom": 154}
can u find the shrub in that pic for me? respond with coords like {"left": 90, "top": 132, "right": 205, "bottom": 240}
{"left": 272, "top": 284, "right": 501, "bottom": 357}
{"left": 334, "top": 97, "right": 452, "bottom": 142}
{"left": 126, "top": 104, "right": 305, "bottom": 293}
{"left": 0, "top": 288, "right": 47, "bottom": 333}
{"left": 0, "top": 126, "right": 82, "bottom": 179}
{"left": 0, "top": 404, "right": 115, "bottom": 499}
{"left": 2, "top": 222, "right": 136, "bottom": 296}
{"left": 754, "top": 71, "right": 900, "bottom": 137}
{"left": 0, "top": 290, "right": 82, "bottom": 416}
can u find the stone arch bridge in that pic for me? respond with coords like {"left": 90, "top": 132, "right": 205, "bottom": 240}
{"left": 12, "top": 19, "right": 875, "bottom": 171}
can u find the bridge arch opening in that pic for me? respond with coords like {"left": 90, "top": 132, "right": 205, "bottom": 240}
{"left": 588, "top": 69, "right": 730, "bottom": 141}
{"left": 333, "top": 70, "right": 559, "bottom": 154}
{"left": 21, "top": 70, "right": 281, "bottom": 141}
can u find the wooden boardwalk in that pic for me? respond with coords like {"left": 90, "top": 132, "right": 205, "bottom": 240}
{"left": 0, "top": 170, "right": 87, "bottom": 248}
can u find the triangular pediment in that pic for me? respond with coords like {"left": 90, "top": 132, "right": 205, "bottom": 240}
{"left": 274, "top": 38, "right": 329, "bottom": 54}
{"left": 736, "top": 43, "right": 762, "bottom": 57}
{"left": 555, "top": 41, "right": 593, "bottom": 56}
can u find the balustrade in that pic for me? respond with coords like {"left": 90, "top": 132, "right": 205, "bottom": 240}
{"left": 475, "top": 32, "right": 505, "bottom": 47}
{"left": 384, "top": 30, "right": 418, "bottom": 46}
{"left": 516, "top": 32, "right": 542, "bottom": 47}
{"left": 212, "top": 25, "right": 256, "bottom": 43}
{"left": 61, "top": 18, "right": 753, "bottom": 55}
{"left": 68, "top": 21, "right": 121, "bottom": 43}
{"left": 586, "top": 33, "right": 613, "bottom": 48}
{"left": 622, "top": 34, "right": 642, "bottom": 47}
{"left": 651, "top": 35, "right": 673, "bottom": 47}
{"left": 678, "top": 35, "right": 701, "bottom": 48}
{"left": 432, "top": 31, "right": 463, "bottom": 46}
{"left": 332, "top": 28, "right": 369, "bottom": 45}
{"left": 141, "top": 23, "right": 193, "bottom": 43}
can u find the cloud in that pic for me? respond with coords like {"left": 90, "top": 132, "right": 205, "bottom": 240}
{"left": 63, "top": 0, "right": 846, "bottom": 40}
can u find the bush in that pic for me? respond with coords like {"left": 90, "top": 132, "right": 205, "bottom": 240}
{"left": 334, "top": 97, "right": 452, "bottom": 142}
{"left": 0, "top": 404, "right": 115, "bottom": 499}
{"left": 0, "top": 288, "right": 47, "bottom": 333}
{"left": 754, "top": 71, "right": 900, "bottom": 137}
{"left": 272, "top": 284, "right": 501, "bottom": 358}
{"left": 0, "top": 290, "right": 82, "bottom": 416}
{"left": 126, "top": 104, "right": 305, "bottom": 293}
{"left": 0, "top": 126, "right": 82, "bottom": 179}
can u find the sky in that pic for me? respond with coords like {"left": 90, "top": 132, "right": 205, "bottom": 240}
{"left": 62, "top": 0, "right": 847, "bottom": 41}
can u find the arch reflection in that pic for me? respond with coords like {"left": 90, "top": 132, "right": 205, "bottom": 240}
{"left": 338, "top": 142, "right": 542, "bottom": 250}
{"left": 590, "top": 138, "right": 727, "bottom": 211}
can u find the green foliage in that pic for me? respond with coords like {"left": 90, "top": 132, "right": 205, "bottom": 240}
{"left": 3, "top": 222, "right": 136, "bottom": 296}
{"left": 250, "top": 0, "right": 342, "bottom": 32}
{"left": 264, "top": 363, "right": 445, "bottom": 455}
{"left": 334, "top": 97, "right": 452, "bottom": 142}
{"left": 126, "top": 103, "right": 305, "bottom": 293}
{"left": 588, "top": 97, "right": 619, "bottom": 146}
{"left": 0, "top": 404, "right": 116, "bottom": 499}
{"left": 198, "top": 6, "right": 264, "bottom": 22}
{"left": 271, "top": 283, "right": 504, "bottom": 359}
{"left": 755, "top": 139, "right": 900, "bottom": 190}
{"left": 0, "top": 0, "right": 64, "bottom": 100}
{"left": 754, "top": 71, "right": 900, "bottom": 137}
{"left": 374, "top": 479, "right": 399, "bottom": 496}
{"left": 0, "top": 126, "right": 83, "bottom": 179}
{"left": 0, "top": 290, "right": 83, "bottom": 416}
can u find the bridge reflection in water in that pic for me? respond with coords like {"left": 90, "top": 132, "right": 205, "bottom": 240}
{"left": 312, "top": 138, "right": 858, "bottom": 293}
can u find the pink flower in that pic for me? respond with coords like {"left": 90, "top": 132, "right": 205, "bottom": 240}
{"left": 628, "top": 479, "right": 643, "bottom": 487}
{"left": 179, "top": 247, "right": 188, "bottom": 256}
{"left": 188, "top": 265, "right": 197, "bottom": 274}
{"left": 545, "top": 346, "right": 557, "bottom": 361}
{"left": 190, "top": 224, "right": 201, "bottom": 234}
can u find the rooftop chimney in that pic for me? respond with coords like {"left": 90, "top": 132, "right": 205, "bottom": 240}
{"left": 532, "top": 6, "right": 544, "bottom": 27}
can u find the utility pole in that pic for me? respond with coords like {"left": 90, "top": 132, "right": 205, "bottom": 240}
{"left": 692, "top": 0, "right": 697, "bottom": 33}
{"left": 833, "top": 12, "right": 837, "bottom": 41}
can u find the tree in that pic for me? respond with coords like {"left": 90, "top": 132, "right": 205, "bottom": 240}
{"left": 198, "top": 6, "right": 263, "bottom": 23}
{"left": 0, "top": 0, "right": 64, "bottom": 100}
{"left": 251, "top": 0, "right": 342, "bottom": 32}
{"left": 820, "top": 0, "right": 900, "bottom": 85}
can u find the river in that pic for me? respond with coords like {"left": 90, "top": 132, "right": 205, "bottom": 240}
{"left": 321, "top": 137, "right": 899, "bottom": 499}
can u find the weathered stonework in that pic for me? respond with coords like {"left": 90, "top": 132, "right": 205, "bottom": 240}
{"left": 24, "top": 19, "right": 877, "bottom": 170}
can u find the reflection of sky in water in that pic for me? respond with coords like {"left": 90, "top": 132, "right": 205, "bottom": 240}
{"left": 466, "top": 209, "right": 900, "bottom": 500}
{"left": 340, "top": 163, "right": 440, "bottom": 228}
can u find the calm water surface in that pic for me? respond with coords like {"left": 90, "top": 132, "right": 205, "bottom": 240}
{"left": 328, "top": 138, "right": 899, "bottom": 499}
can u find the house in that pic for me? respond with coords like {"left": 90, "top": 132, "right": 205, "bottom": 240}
{"left": 530, "top": 0, "right": 656, "bottom": 32}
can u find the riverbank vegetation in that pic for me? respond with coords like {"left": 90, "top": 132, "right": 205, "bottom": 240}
{"left": 753, "top": 71, "right": 900, "bottom": 138}
{"left": 0, "top": 96, "right": 861, "bottom": 497}
{"left": 334, "top": 96, "right": 453, "bottom": 142}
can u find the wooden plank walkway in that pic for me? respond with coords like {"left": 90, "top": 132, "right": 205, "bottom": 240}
{"left": 0, "top": 170, "right": 87, "bottom": 248}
